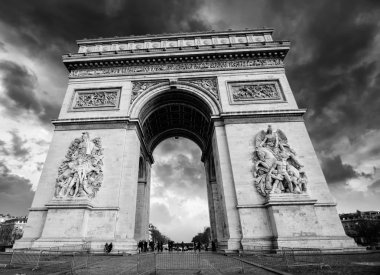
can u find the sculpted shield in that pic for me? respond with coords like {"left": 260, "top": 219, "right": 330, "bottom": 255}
{"left": 54, "top": 132, "right": 104, "bottom": 199}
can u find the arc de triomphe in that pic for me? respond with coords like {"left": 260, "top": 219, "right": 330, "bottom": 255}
{"left": 15, "top": 29, "right": 356, "bottom": 252}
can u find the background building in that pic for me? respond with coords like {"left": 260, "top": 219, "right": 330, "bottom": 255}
{"left": 340, "top": 210, "right": 380, "bottom": 246}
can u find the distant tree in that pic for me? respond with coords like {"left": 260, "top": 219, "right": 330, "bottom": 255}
{"left": 191, "top": 227, "right": 211, "bottom": 245}
{"left": 355, "top": 220, "right": 380, "bottom": 246}
{"left": 149, "top": 224, "right": 171, "bottom": 244}
{"left": 0, "top": 223, "right": 23, "bottom": 246}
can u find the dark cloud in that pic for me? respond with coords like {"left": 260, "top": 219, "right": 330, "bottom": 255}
{"left": 321, "top": 155, "right": 372, "bottom": 184}
{"left": 0, "top": 60, "right": 60, "bottom": 124}
{"left": 0, "top": 41, "right": 6, "bottom": 52}
{"left": 0, "top": 161, "right": 34, "bottom": 216}
{"left": 9, "top": 130, "right": 30, "bottom": 160}
{"left": 0, "top": 139, "right": 9, "bottom": 155}
{"left": 0, "top": 0, "right": 210, "bottom": 59}
{"left": 203, "top": 0, "right": 380, "bottom": 157}
{"left": 369, "top": 179, "right": 380, "bottom": 193}
{"left": 270, "top": 0, "right": 380, "bottom": 152}
{"left": 0, "top": 161, "right": 11, "bottom": 175}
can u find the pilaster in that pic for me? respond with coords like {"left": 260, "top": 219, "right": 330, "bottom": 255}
{"left": 212, "top": 122, "right": 242, "bottom": 251}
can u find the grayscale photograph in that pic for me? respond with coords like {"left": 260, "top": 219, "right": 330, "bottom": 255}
{"left": 0, "top": 0, "right": 379, "bottom": 274}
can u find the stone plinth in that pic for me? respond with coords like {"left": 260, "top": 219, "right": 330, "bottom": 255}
{"left": 265, "top": 193, "right": 356, "bottom": 249}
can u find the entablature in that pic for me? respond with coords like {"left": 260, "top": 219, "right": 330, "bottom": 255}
{"left": 76, "top": 28, "right": 275, "bottom": 53}
{"left": 63, "top": 29, "right": 290, "bottom": 73}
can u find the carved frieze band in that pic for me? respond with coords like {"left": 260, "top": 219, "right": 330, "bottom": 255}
{"left": 228, "top": 80, "right": 285, "bottom": 104}
{"left": 71, "top": 88, "right": 121, "bottom": 111}
{"left": 69, "top": 58, "right": 283, "bottom": 78}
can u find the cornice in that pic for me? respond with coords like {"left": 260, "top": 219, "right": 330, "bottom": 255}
{"left": 76, "top": 28, "right": 275, "bottom": 45}
{"left": 51, "top": 109, "right": 306, "bottom": 126}
{"left": 219, "top": 109, "right": 306, "bottom": 119}
{"left": 63, "top": 42, "right": 289, "bottom": 71}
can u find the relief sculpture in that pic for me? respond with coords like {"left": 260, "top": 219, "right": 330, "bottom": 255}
{"left": 184, "top": 78, "right": 219, "bottom": 99}
{"left": 74, "top": 90, "right": 118, "bottom": 109}
{"left": 131, "top": 80, "right": 167, "bottom": 103}
{"left": 55, "top": 132, "right": 104, "bottom": 199}
{"left": 252, "top": 125, "right": 308, "bottom": 197}
{"left": 231, "top": 82, "right": 281, "bottom": 101}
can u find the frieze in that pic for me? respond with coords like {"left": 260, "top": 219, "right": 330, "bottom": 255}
{"left": 69, "top": 58, "right": 283, "bottom": 78}
{"left": 71, "top": 88, "right": 120, "bottom": 110}
{"left": 131, "top": 80, "right": 168, "bottom": 103}
{"left": 180, "top": 77, "right": 219, "bottom": 99}
{"left": 228, "top": 81, "right": 284, "bottom": 103}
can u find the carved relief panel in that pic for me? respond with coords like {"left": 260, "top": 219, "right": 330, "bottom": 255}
{"left": 54, "top": 132, "right": 104, "bottom": 199}
{"left": 227, "top": 80, "right": 285, "bottom": 104}
{"left": 252, "top": 125, "right": 307, "bottom": 197}
{"left": 70, "top": 88, "right": 121, "bottom": 111}
{"left": 179, "top": 77, "right": 219, "bottom": 99}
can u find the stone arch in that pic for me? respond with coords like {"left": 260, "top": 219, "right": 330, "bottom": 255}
{"left": 129, "top": 83, "right": 221, "bottom": 155}
{"left": 129, "top": 82, "right": 221, "bottom": 118}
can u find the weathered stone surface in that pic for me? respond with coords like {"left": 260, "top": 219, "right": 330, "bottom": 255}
{"left": 16, "top": 29, "right": 357, "bottom": 252}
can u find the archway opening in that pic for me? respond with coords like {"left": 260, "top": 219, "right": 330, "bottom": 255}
{"left": 134, "top": 88, "right": 218, "bottom": 245}
{"left": 149, "top": 138, "right": 210, "bottom": 243}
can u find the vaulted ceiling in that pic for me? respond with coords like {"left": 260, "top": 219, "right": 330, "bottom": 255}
{"left": 139, "top": 90, "right": 213, "bottom": 153}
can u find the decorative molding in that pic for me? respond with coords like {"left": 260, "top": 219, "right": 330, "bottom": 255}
{"left": 236, "top": 204, "right": 266, "bottom": 209}
{"left": 130, "top": 80, "right": 168, "bottom": 103}
{"left": 314, "top": 203, "right": 337, "bottom": 207}
{"left": 228, "top": 80, "right": 285, "bottom": 104}
{"left": 68, "top": 58, "right": 283, "bottom": 78}
{"left": 71, "top": 88, "right": 121, "bottom": 111}
{"left": 77, "top": 31, "right": 268, "bottom": 54}
{"left": 180, "top": 77, "right": 219, "bottom": 99}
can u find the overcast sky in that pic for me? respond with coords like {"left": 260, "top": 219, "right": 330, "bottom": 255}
{"left": 0, "top": 0, "right": 379, "bottom": 242}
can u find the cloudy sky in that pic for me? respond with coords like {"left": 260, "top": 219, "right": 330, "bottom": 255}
{"left": 0, "top": 0, "right": 379, "bottom": 241}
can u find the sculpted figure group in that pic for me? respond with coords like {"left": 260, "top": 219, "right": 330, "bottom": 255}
{"left": 54, "top": 132, "right": 104, "bottom": 199}
{"left": 252, "top": 125, "right": 308, "bottom": 197}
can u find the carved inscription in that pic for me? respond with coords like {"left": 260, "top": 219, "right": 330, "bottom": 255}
{"left": 73, "top": 89, "right": 120, "bottom": 109}
{"left": 69, "top": 58, "right": 283, "bottom": 78}
{"left": 229, "top": 81, "right": 283, "bottom": 102}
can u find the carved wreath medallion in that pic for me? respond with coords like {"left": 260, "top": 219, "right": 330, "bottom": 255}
{"left": 54, "top": 132, "right": 104, "bottom": 199}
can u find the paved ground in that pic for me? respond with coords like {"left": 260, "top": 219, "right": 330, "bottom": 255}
{"left": 0, "top": 252, "right": 276, "bottom": 275}
{"left": 241, "top": 251, "right": 380, "bottom": 275}
{"left": 1, "top": 251, "right": 379, "bottom": 274}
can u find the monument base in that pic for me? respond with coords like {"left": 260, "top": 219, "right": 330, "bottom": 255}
{"left": 238, "top": 193, "right": 358, "bottom": 252}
